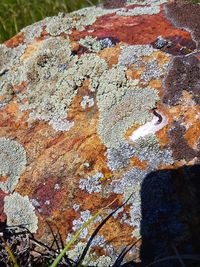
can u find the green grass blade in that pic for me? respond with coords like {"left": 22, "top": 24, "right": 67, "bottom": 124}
{"left": 49, "top": 209, "right": 102, "bottom": 267}
{"left": 50, "top": 198, "right": 117, "bottom": 267}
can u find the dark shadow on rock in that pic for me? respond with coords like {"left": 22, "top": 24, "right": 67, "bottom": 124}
{"left": 139, "top": 164, "right": 200, "bottom": 267}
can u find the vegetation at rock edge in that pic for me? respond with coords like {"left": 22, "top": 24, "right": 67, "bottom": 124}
{"left": 0, "top": 0, "right": 100, "bottom": 43}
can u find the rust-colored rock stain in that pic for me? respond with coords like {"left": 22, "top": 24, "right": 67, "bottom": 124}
{"left": 0, "top": 0, "right": 199, "bottom": 264}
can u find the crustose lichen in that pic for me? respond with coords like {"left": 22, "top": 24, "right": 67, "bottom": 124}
{"left": 4, "top": 192, "right": 38, "bottom": 233}
{"left": 0, "top": 138, "right": 26, "bottom": 193}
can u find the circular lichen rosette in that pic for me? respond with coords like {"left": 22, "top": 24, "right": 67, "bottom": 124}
{"left": 0, "top": 0, "right": 199, "bottom": 264}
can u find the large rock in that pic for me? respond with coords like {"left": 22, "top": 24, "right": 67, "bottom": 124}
{"left": 0, "top": 0, "right": 199, "bottom": 265}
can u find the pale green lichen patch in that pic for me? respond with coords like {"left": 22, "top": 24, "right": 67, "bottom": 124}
{"left": 117, "top": 5, "right": 160, "bottom": 16}
{"left": 45, "top": 7, "right": 119, "bottom": 36}
{"left": 1, "top": 34, "right": 108, "bottom": 131}
{"left": 130, "top": 135, "right": 174, "bottom": 166}
{"left": 126, "top": 0, "right": 167, "bottom": 5}
{"left": 21, "top": 17, "right": 52, "bottom": 43}
{"left": 119, "top": 44, "right": 154, "bottom": 66}
{"left": 97, "top": 82, "right": 159, "bottom": 148}
{"left": 0, "top": 44, "right": 26, "bottom": 106}
{"left": 78, "top": 36, "right": 117, "bottom": 52}
{"left": 78, "top": 36, "right": 102, "bottom": 52}
{"left": 106, "top": 142, "right": 135, "bottom": 171}
{"left": 109, "top": 134, "right": 174, "bottom": 231}
{"left": 66, "top": 241, "right": 113, "bottom": 266}
{"left": 17, "top": 37, "right": 77, "bottom": 131}
{"left": 118, "top": 0, "right": 168, "bottom": 16}
{"left": 74, "top": 53, "right": 108, "bottom": 92}
{"left": 0, "top": 138, "right": 26, "bottom": 193}
{"left": 15, "top": 38, "right": 108, "bottom": 131}
{"left": 141, "top": 59, "right": 164, "bottom": 82}
{"left": 70, "top": 209, "right": 102, "bottom": 239}
{"left": 4, "top": 192, "right": 38, "bottom": 233}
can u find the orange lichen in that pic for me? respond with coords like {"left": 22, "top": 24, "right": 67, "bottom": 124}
{"left": 13, "top": 81, "right": 28, "bottom": 93}
{"left": 5, "top": 102, "right": 19, "bottom": 117}
{"left": 5, "top": 32, "right": 25, "bottom": 48}
{"left": 0, "top": 175, "right": 8, "bottom": 183}
{"left": 20, "top": 41, "right": 43, "bottom": 62}
{"left": 130, "top": 156, "right": 148, "bottom": 170}
{"left": 184, "top": 122, "right": 200, "bottom": 149}
{"left": 98, "top": 44, "right": 121, "bottom": 68}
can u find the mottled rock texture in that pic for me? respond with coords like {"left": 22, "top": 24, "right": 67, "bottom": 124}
{"left": 0, "top": 0, "right": 199, "bottom": 265}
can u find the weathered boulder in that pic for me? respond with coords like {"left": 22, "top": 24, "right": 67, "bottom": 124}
{"left": 0, "top": 0, "right": 199, "bottom": 265}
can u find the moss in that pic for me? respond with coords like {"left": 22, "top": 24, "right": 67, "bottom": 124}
{"left": 0, "top": 138, "right": 26, "bottom": 193}
{"left": 4, "top": 192, "right": 38, "bottom": 233}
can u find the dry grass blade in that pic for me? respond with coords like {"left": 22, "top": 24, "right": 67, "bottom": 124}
{"left": 172, "top": 245, "right": 186, "bottom": 267}
{"left": 112, "top": 239, "right": 141, "bottom": 267}
{"left": 0, "top": 236, "right": 19, "bottom": 267}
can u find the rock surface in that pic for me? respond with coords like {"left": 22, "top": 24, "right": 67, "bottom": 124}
{"left": 0, "top": 0, "right": 200, "bottom": 265}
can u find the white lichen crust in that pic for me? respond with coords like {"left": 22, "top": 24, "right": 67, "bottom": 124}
{"left": 0, "top": 138, "right": 26, "bottom": 193}
{"left": 126, "top": 0, "right": 167, "bottom": 5}
{"left": 4, "top": 192, "right": 38, "bottom": 233}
